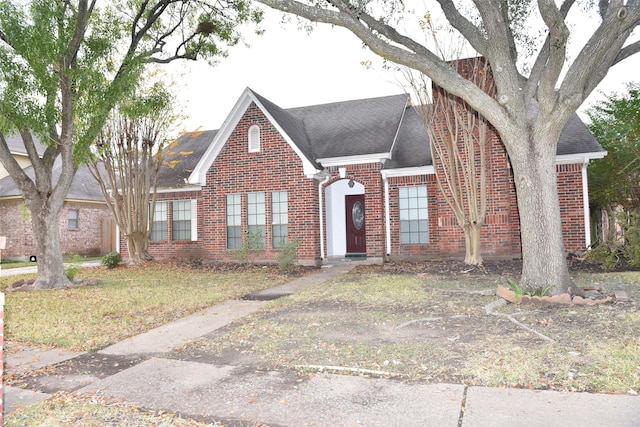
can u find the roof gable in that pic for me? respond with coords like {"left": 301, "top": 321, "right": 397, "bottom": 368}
{"left": 189, "top": 88, "right": 321, "bottom": 185}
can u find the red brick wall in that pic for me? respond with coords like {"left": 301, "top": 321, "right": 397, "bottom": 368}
{"left": 142, "top": 103, "right": 322, "bottom": 264}
{"left": 0, "top": 199, "right": 112, "bottom": 259}
{"left": 142, "top": 191, "right": 203, "bottom": 260}
{"left": 202, "top": 103, "right": 320, "bottom": 264}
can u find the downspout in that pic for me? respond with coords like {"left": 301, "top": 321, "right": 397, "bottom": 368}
{"left": 582, "top": 161, "right": 592, "bottom": 249}
{"left": 383, "top": 174, "right": 391, "bottom": 257}
{"left": 319, "top": 174, "right": 331, "bottom": 260}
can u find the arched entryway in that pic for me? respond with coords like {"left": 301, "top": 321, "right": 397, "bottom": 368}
{"left": 325, "top": 178, "right": 365, "bottom": 258}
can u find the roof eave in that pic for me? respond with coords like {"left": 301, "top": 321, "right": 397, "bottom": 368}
{"left": 317, "top": 152, "right": 392, "bottom": 167}
{"left": 555, "top": 151, "right": 607, "bottom": 165}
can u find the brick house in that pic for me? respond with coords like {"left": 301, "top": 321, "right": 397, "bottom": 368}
{"left": 138, "top": 81, "right": 605, "bottom": 265}
{"left": 0, "top": 135, "right": 115, "bottom": 259}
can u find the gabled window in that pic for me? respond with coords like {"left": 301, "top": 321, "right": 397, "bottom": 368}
{"left": 150, "top": 201, "right": 167, "bottom": 241}
{"left": 399, "top": 186, "right": 429, "bottom": 244}
{"left": 248, "top": 125, "right": 260, "bottom": 152}
{"left": 271, "top": 191, "right": 288, "bottom": 248}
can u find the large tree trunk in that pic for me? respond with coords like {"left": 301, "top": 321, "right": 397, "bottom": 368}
{"left": 509, "top": 132, "right": 582, "bottom": 296}
{"left": 30, "top": 198, "right": 72, "bottom": 290}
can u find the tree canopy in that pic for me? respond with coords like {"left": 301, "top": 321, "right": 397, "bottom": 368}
{"left": 0, "top": 0, "right": 262, "bottom": 288}
{"left": 587, "top": 83, "right": 640, "bottom": 212}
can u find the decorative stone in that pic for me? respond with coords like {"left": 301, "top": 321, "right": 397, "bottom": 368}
{"left": 614, "top": 291, "right": 630, "bottom": 302}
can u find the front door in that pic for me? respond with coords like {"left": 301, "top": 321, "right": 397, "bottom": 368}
{"left": 345, "top": 194, "right": 366, "bottom": 255}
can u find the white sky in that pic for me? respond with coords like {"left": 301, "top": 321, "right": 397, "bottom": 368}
{"left": 172, "top": 8, "right": 639, "bottom": 132}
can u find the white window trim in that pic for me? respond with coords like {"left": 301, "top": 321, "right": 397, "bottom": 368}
{"left": 248, "top": 124, "right": 260, "bottom": 153}
{"left": 191, "top": 199, "right": 198, "bottom": 241}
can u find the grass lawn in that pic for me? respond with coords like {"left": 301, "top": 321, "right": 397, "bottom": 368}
{"left": 3, "top": 261, "right": 639, "bottom": 425}
{"left": 1, "top": 262, "right": 293, "bottom": 351}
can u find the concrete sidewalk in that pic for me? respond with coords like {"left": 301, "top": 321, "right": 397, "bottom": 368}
{"left": 4, "top": 259, "right": 640, "bottom": 426}
{"left": 0, "top": 260, "right": 102, "bottom": 277}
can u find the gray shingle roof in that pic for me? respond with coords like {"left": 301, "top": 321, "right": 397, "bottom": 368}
{"left": 288, "top": 94, "right": 409, "bottom": 159}
{"left": 0, "top": 162, "right": 105, "bottom": 202}
{"left": 156, "top": 89, "right": 604, "bottom": 187}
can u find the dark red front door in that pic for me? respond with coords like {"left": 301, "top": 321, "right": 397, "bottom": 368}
{"left": 345, "top": 194, "right": 366, "bottom": 255}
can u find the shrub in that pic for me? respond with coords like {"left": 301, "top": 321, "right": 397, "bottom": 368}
{"left": 276, "top": 238, "right": 301, "bottom": 271}
{"left": 64, "top": 254, "right": 83, "bottom": 280}
{"left": 229, "top": 229, "right": 265, "bottom": 265}
{"left": 101, "top": 251, "right": 122, "bottom": 269}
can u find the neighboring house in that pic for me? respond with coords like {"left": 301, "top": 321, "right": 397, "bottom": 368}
{"left": 0, "top": 134, "right": 115, "bottom": 259}
{"left": 140, "top": 70, "right": 605, "bottom": 266}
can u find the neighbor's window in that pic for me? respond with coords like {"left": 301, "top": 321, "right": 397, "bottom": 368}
{"left": 399, "top": 186, "right": 429, "bottom": 244}
{"left": 226, "top": 194, "right": 242, "bottom": 249}
{"left": 248, "top": 125, "right": 260, "bottom": 152}
{"left": 271, "top": 191, "right": 288, "bottom": 248}
{"left": 150, "top": 201, "right": 167, "bottom": 241}
{"left": 171, "top": 200, "right": 191, "bottom": 241}
{"left": 68, "top": 209, "right": 79, "bottom": 229}
{"left": 247, "top": 192, "right": 266, "bottom": 246}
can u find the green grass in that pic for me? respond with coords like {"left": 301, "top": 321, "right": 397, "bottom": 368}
{"left": 1, "top": 263, "right": 292, "bottom": 351}
{"left": 0, "top": 255, "right": 102, "bottom": 270}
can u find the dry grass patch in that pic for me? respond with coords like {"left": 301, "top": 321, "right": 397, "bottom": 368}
{"left": 172, "top": 267, "right": 640, "bottom": 394}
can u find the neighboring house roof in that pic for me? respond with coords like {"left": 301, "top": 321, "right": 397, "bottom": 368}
{"left": 3, "top": 133, "right": 47, "bottom": 156}
{"left": 157, "top": 130, "right": 218, "bottom": 188}
{"left": 0, "top": 162, "right": 105, "bottom": 202}
{"left": 162, "top": 88, "right": 604, "bottom": 187}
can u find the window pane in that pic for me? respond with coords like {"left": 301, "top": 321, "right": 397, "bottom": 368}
{"left": 172, "top": 201, "right": 191, "bottom": 241}
{"left": 150, "top": 201, "right": 167, "bottom": 241}
{"left": 271, "top": 191, "right": 288, "bottom": 248}
{"left": 226, "top": 194, "right": 242, "bottom": 249}
{"left": 398, "top": 186, "right": 429, "bottom": 245}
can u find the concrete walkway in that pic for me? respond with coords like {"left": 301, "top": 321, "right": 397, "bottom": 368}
{"left": 4, "top": 260, "right": 640, "bottom": 426}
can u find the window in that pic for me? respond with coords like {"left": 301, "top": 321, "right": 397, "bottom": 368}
{"left": 247, "top": 192, "right": 265, "bottom": 246}
{"left": 399, "top": 186, "right": 429, "bottom": 244}
{"left": 68, "top": 209, "right": 79, "bottom": 229}
{"left": 150, "top": 201, "right": 167, "bottom": 241}
{"left": 172, "top": 200, "right": 191, "bottom": 241}
{"left": 226, "top": 194, "right": 242, "bottom": 249}
{"left": 248, "top": 125, "right": 260, "bottom": 152}
{"left": 271, "top": 191, "right": 288, "bottom": 248}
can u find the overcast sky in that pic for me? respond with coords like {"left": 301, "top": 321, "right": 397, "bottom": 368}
{"left": 172, "top": 8, "right": 639, "bottom": 132}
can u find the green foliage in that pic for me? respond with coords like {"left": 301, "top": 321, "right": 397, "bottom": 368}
{"left": 587, "top": 83, "right": 640, "bottom": 211}
{"left": 101, "top": 251, "right": 122, "bottom": 269}
{"left": 64, "top": 254, "right": 83, "bottom": 281}
{"left": 507, "top": 278, "right": 552, "bottom": 297}
{"left": 230, "top": 229, "right": 265, "bottom": 265}
{"left": 588, "top": 212, "right": 640, "bottom": 270}
{"left": 276, "top": 238, "right": 301, "bottom": 271}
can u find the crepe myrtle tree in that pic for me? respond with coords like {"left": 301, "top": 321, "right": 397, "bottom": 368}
{"left": 0, "top": 0, "right": 262, "bottom": 289}
{"left": 257, "top": 0, "right": 640, "bottom": 296}
{"left": 89, "top": 78, "right": 180, "bottom": 265}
